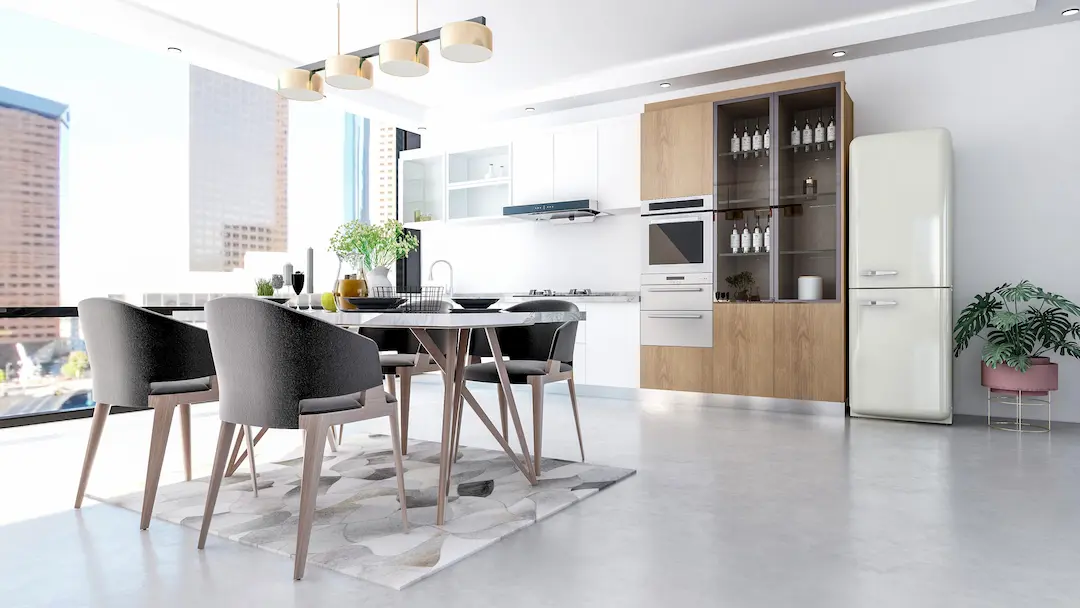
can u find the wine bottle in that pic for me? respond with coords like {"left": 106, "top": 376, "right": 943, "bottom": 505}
{"left": 763, "top": 124, "right": 771, "bottom": 155}
{"left": 791, "top": 121, "right": 801, "bottom": 146}
{"left": 802, "top": 119, "right": 813, "bottom": 150}
{"left": 763, "top": 215, "right": 771, "bottom": 253}
{"left": 826, "top": 114, "right": 836, "bottom": 143}
{"left": 814, "top": 112, "right": 825, "bottom": 144}
{"left": 730, "top": 126, "right": 740, "bottom": 154}
{"left": 752, "top": 218, "right": 763, "bottom": 253}
{"left": 741, "top": 122, "right": 752, "bottom": 157}
{"left": 752, "top": 120, "right": 762, "bottom": 152}
{"left": 741, "top": 222, "right": 751, "bottom": 254}
{"left": 730, "top": 225, "right": 740, "bottom": 253}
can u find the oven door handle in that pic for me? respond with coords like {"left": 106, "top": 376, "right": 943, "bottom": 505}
{"left": 646, "top": 313, "right": 704, "bottom": 319}
{"left": 646, "top": 287, "right": 704, "bottom": 293}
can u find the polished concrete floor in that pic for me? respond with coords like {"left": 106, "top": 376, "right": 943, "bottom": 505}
{"left": 1, "top": 379, "right": 1078, "bottom": 607}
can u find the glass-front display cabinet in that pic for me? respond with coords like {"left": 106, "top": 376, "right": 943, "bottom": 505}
{"left": 714, "top": 83, "right": 842, "bottom": 302}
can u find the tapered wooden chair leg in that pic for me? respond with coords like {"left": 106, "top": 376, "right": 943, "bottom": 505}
{"left": 388, "top": 409, "right": 409, "bottom": 531}
{"left": 179, "top": 403, "right": 192, "bottom": 481}
{"left": 199, "top": 422, "right": 236, "bottom": 549}
{"left": 530, "top": 379, "right": 545, "bottom": 478}
{"left": 244, "top": 425, "right": 259, "bottom": 496}
{"left": 74, "top": 402, "right": 111, "bottom": 508}
{"left": 140, "top": 404, "right": 176, "bottom": 530}
{"left": 567, "top": 378, "right": 585, "bottom": 462}
{"left": 399, "top": 368, "right": 411, "bottom": 455}
{"left": 294, "top": 419, "right": 329, "bottom": 580}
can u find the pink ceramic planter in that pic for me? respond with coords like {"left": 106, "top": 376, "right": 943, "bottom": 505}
{"left": 981, "top": 356, "right": 1058, "bottom": 396}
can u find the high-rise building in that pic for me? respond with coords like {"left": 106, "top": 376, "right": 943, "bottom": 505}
{"left": 188, "top": 66, "right": 288, "bottom": 271}
{"left": 369, "top": 123, "right": 397, "bottom": 225}
{"left": 0, "top": 86, "right": 66, "bottom": 345}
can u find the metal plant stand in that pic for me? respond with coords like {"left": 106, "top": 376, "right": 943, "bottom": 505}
{"left": 987, "top": 388, "right": 1051, "bottom": 433}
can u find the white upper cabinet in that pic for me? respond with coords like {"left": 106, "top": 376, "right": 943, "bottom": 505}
{"left": 597, "top": 115, "right": 641, "bottom": 210}
{"left": 511, "top": 134, "right": 554, "bottom": 205}
{"left": 553, "top": 126, "right": 598, "bottom": 201}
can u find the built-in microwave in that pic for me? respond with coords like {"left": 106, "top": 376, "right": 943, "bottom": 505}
{"left": 640, "top": 195, "right": 715, "bottom": 275}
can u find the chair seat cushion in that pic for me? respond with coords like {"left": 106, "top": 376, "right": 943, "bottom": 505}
{"left": 464, "top": 360, "right": 572, "bottom": 384}
{"left": 149, "top": 377, "right": 213, "bottom": 395}
{"left": 299, "top": 390, "right": 397, "bottom": 415}
{"left": 380, "top": 353, "right": 434, "bottom": 370}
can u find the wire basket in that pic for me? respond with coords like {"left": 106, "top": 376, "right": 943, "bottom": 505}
{"left": 372, "top": 286, "right": 447, "bottom": 312}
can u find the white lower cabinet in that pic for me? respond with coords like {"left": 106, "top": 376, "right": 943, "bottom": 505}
{"left": 585, "top": 303, "right": 640, "bottom": 388}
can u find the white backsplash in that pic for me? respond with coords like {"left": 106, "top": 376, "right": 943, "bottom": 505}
{"left": 414, "top": 212, "right": 641, "bottom": 294}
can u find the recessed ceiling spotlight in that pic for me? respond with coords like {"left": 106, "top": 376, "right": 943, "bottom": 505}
{"left": 1063, "top": 8, "right": 1080, "bottom": 16}
{"left": 831, "top": 50, "right": 847, "bottom": 58}
{"left": 167, "top": 46, "right": 182, "bottom": 54}
{"left": 417, "top": 126, "right": 427, "bottom": 131}
{"left": 525, "top": 107, "right": 535, "bottom": 113}
{"left": 660, "top": 82, "right": 671, "bottom": 88}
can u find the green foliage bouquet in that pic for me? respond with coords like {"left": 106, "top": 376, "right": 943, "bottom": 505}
{"left": 329, "top": 219, "right": 419, "bottom": 274}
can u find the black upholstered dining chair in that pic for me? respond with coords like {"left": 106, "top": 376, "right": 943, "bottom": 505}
{"left": 75, "top": 298, "right": 219, "bottom": 529}
{"left": 463, "top": 299, "right": 584, "bottom": 477}
{"left": 199, "top": 297, "right": 407, "bottom": 580}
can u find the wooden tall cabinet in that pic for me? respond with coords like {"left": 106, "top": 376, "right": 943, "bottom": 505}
{"left": 640, "top": 103, "right": 713, "bottom": 199}
{"left": 640, "top": 73, "right": 852, "bottom": 405}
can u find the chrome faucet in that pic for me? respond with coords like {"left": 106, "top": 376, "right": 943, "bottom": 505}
{"left": 428, "top": 259, "right": 454, "bottom": 296}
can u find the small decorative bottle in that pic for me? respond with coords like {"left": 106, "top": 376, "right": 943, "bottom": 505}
{"left": 752, "top": 218, "right": 763, "bottom": 253}
{"left": 814, "top": 113, "right": 826, "bottom": 145}
{"left": 730, "top": 224, "right": 740, "bottom": 254}
{"left": 752, "top": 120, "right": 762, "bottom": 157}
{"left": 763, "top": 214, "right": 772, "bottom": 253}
{"left": 763, "top": 124, "right": 771, "bottom": 157}
{"left": 741, "top": 221, "right": 752, "bottom": 254}
{"left": 731, "top": 126, "right": 741, "bottom": 154}
{"left": 791, "top": 120, "right": 801, "bottom": 147}
{"left": 741, "top": 122, "right": 752, "bottom": 159}
{"left": 826, "top": 115, "right": 836, "bottom": 150}
{"left": 802, "top": 119, "right": 813, "bottom": 151}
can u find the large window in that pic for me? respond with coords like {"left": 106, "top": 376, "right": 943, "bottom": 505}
{"left": 0, "top": 8, "right": 385, "bottom": 423}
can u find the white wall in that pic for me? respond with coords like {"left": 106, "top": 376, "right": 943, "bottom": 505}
{"left": 418, "top": 212, "right": 641, "bottom": 294}
{"left": 425, "top": 20, "right": 1080, "bottom": 419}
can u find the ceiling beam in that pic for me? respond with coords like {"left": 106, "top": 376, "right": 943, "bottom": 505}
{"left": 296, "top": 16, "right": 486, "bottom": 72}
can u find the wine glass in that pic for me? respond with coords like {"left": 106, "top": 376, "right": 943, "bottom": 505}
{"left": 291, "top": 272, "right": 306, "bottom": 310}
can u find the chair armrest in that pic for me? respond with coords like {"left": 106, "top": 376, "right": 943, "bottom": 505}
{"left": 548, "top": 321, "right": 578, "bottom": 364}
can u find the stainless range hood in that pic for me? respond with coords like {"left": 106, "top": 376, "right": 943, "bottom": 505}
{"left": 502, "top": 199, "right": 606, "bottom": 224}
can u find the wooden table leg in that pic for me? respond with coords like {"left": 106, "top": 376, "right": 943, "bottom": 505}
{"left": 430, "top": 328, "right": 459, "bottom": 526}
{"left": 485, "top": 327, "right": 538, "bottom": 483}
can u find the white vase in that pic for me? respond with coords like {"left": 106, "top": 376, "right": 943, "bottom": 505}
{"left": 366, "top": 266, "right": 393, "bottom": 295}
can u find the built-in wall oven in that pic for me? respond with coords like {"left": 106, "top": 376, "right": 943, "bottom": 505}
{"left": 640, "top": 195, "right": 715, "bottom": 275}
{"left": 640, "top": 196, "right": 715, "bottom": 349}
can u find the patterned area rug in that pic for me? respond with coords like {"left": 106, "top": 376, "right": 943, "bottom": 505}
{"left": 95, "top": 434, "right": 635, "bottom": 589}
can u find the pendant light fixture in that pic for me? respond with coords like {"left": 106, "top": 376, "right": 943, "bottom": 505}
{"left": 379, "top": 0, "right": 430, "bottom": 77}
{"left": 277, "top": 68, "right": 325, "bottom": 101}
{"left": 440, "top": 20, "right": 493, "bottom": 63}
{"left": 324, "top": 1, "right": 374, "bottom": 90}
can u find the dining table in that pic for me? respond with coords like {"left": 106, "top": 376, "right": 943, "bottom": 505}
{"left": 315, "top": 309, "right": 587, "bottom": 525}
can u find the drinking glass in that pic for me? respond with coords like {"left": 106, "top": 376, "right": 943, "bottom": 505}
{"left": 292, "top": 272, "right": 306, "bottom": 310}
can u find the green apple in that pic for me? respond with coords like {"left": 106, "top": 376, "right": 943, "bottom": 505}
{"left": 321, "top": 292, "right": 338, "bottom": 312}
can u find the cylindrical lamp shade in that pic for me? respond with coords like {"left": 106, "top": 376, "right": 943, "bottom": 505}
{"left": 440, "top": 21, "right": 493, "bottom": 63}
{"left": 325, "top": 55, "right": 374, "bottom": 90}
{"left": 277, "top": 69, "right": 324, "bottom": 101}
{"left": 379, "top": 39, "right": 430, "bottom": 77}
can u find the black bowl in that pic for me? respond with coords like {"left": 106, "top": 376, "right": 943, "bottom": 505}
{"left": 452, "top": 297, "right": 500, "bottom": 310}
{"left": 344, "top": 297, "right": 406, "bottom": 311}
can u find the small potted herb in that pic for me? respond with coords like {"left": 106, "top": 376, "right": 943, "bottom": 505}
{"left": 725, "top": 271, "right": 756, "bottom": 301}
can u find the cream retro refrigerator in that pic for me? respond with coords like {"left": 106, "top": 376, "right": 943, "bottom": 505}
{"left": 848, "top": 129, "right": 953, "bottom": 423}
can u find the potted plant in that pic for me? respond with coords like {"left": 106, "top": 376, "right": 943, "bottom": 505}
{"left": 329, "top": 219, "right": 419, "bottom": 293}
{"left": 255, "top": 278, "right": 274, "bottom": 297}
{"left": 725, "top": 271, "right": 756, "bottom": 301}
{"left": 953, "top": 280, "right": 1080, "bottom": 393}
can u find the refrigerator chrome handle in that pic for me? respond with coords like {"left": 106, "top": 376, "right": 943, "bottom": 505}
{"left": 859, "top": 300, "right": 898, "bottom": 307}
{"left": 646, "top": 313, "right": 704, "bottom": 319}
{"left": 646, "top": 287, "right": 704, "bottom": 292}
{"left": 860, "top": 270, "right": 899, "bottom": 277}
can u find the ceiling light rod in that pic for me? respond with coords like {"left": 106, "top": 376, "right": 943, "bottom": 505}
{"left": 296, "top": 16, "right": 487, "bottom": 72}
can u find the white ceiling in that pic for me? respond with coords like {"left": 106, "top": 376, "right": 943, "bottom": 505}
{"left": 3, "top": 0, "right": 1073, "bottom": 127}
